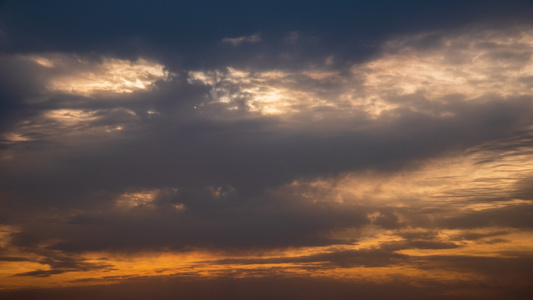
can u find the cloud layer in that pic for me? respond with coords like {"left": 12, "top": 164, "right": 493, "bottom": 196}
{"left": 1, "top": 1, "right": 533, "bottom": 299}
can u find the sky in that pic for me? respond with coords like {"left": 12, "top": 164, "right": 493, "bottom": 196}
{"left": 1, "top": 1, "right": 533, "bottom": 299}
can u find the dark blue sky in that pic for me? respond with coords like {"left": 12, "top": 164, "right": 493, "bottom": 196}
{"left": 2, "top": 1, "right": 532, "bottom": 60}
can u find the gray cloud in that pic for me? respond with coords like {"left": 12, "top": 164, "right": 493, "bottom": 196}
{"left": 439, "top": 203, "right": 533, "bottom": 229}
{"left": 222, "top": 34, "right": 262, "bottom": 46}
{"left": 1, "top": 273, "right": 531, "bottom": 300}
{"left": 205, "top": 248, "right": 408, "bottom": 268}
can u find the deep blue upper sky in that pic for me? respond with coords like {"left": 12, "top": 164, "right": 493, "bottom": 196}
{"left": 2, "top": 0, "right": 532, "bottom": 56}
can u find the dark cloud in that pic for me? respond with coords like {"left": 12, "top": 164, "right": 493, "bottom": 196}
{"left": 3, "top": 95, "right": 531, "bottom": 205}
{"left": 207, "top": 248, "right": 407, "bottom": 268}
{"left": 9, "top": 250, "right": 113, "bottom": 277}
{"left": 440, "top": 203, "right": 533, "bottom": 229}
{"left": 413, "top": 255, "right": 533, "bottom": 284}
{"left": 0, "top": 256, "right": 30, "bottom": 262}
{"left": 1, "top": 274, "right": 532, "bottom": 300}
{"left": 13, "top": 269, "right": 70, "bottom": 278}
{"left": 8, "top": 188, "right": 369, "bottom": 252}
{"left": 451, "top": 230, "right": 510, "bottom": 242}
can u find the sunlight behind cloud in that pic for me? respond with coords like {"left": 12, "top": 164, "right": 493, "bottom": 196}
{"left": 286, "top": 135, "right": 533, "bottom": 211}
{"left": 0, "top": 107, "right": 143, "bottom": 149}
{"left": 188, "top": 68, "right": 337, "bottom": 116}
{"left": 44, "top": 109, "right": 100, "bottom": 125}
{"left": 115, "top": 188, "right": 183, "bottom": 211}
{"left": 190, "top": 27, "right": 533, "bottom": 119}
{"left": 3, "top": 2, "right": 533, "bottom": 298}
{"left": 357, "top": 27, "right": 533, "bottom": 101}
{"left": 116, "top": 189, "right": 160, "bottom": 209}
{"left": 24, "top": 54, "right": 173, "bottom": 96}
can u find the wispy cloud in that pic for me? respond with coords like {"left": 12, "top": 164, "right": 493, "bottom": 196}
{"left": 222, "top": 34, "right": 262, "bottom": 46}
{"left": 20, "top": 54, "right": 173, "bottom": 96}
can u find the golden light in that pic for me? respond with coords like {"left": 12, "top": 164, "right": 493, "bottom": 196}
{"left": 23, "top": 54, "right": 173, "bottom": 96}
{"left": 189, "top": 27, "right": 533, "bottom": 119}
{"left": 44, "top": 109, "right": 100, "bottom": 125}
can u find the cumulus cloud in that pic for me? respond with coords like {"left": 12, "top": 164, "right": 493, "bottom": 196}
{"left": 190, "top": 26, "right": 533, "bottom": 120}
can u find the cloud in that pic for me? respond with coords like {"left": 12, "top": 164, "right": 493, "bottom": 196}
{"left": 13, "top": 269, "right": 66, "bottom": 277}
{"left": 222, "top": 34, "right": 262, "bottom": 46}
{"left": 206, "top": 248, "right": 408, "bottom": 268}
{"left": 191, "top": 26, "right": 533, "bottom": 120}
{"left": 22, "top": 54, "right": 173, "bottom": 96}
{"left": 1, "top": 6, "right": 533, "bottom": 297}
{"left": 1, "top": 272, "right": 532, "bottom": 300}
{"left": 0, "top": 53, "right": 173, "bottom": 109}
{"left": 7, "top": 185, "right": 369, "bottom": 252}
{"left": 8, "top": 249, "right": 114, "bottom": 278}
{"left": 0, "top": 256, "right": 30, "bottom": 262}
{"left": 2, "top": 26, "right": 533, "bottom": 260}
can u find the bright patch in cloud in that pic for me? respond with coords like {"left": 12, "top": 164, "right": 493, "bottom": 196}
{"left": 44, "top": 109, "right": 100, "bottom": 125}
{"left": 25, "top": 54, "right": 173, "bottom": 96}
{"left": 358, "top": 27, "right": 533, "bottom": 101}
{"left": 2, "top": 132, "right": 33, "bottom": 143}
{"left": 188, "top": 68, "right": 336, "bottom": 116}
{"left": 115, "top": 188, "right": 182, "bottom": 211}
{"left": 191, "top": 27, "right": 533, "bottom": 118}
{"left": 287, "top": 134, "right": 533, "bottom": 211}
{"left": 116, "top": 189, "right": 160, "bottom": 209}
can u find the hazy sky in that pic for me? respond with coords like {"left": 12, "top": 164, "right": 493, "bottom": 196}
{"left": 1, "top": 1, "right": 533, "bottom": 299}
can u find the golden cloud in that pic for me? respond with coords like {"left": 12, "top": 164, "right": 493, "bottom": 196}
{"left": 24, "top": 54, "right": 173, "bottom": 96}
{"left": 191, "top": 27, "right": 533, "bottom": 118}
